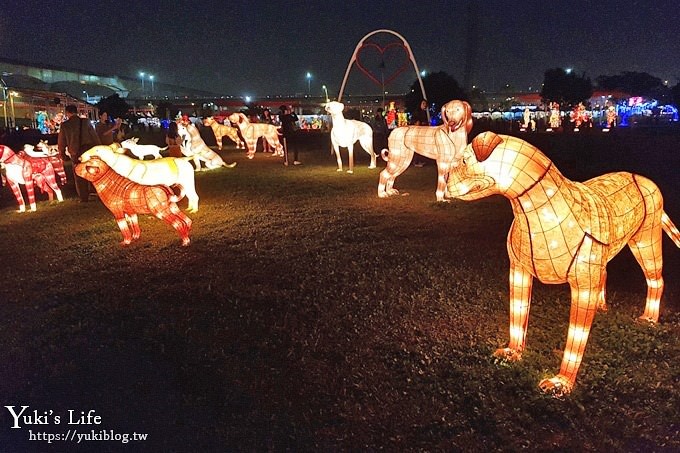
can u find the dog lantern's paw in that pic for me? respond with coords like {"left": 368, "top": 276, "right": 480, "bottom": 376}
{"left": 493, "top": 347, "right": 522, "bottom": 363}
{"left": 538, "top": 375, "right": 573, "bottom": 398}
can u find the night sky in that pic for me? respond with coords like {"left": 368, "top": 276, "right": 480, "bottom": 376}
{"left": 2, "top": 1, "right": 678, "bottom": 98}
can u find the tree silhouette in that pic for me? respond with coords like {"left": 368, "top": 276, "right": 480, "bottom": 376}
{"left": 95, "top": 94, "right": 131, "bottom": 119}
{"left": 541, "top": 68, "right": 593, "bottom": 109}
{"left": 404, "top": 71, "right": 468, "bottom": 121}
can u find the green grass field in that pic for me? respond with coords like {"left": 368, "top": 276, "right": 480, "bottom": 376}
{"left": 0, "top": 128, "right": 678, "bottom": 451}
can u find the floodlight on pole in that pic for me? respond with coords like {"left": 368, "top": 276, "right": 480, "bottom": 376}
{"left": 139, "top": 72, "right": 145, "bottom": 91}
{"left": 322, "top": 85, "right": 329, "bottom": 103}
{"left": 149, "top": 75, "right": 154, "bottom": 94}
{"left": 306, "top": 72, "right": 312, "bottom": 95}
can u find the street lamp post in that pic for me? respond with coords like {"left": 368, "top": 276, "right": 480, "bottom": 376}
{"left": 149, "top": 75, "right": 154, "bottom": 95}
{"left": 82, "top": 90, "right": 89, "bottom": 103}
{"left": 306, "top": 72, "right": 312, "bottom": 95}
{"left": 139, "top": 71, "right": 145, "bottom": 92}
{"left": 9, "top": 91, "right": 17, "bottom": 128}
{"left": 0, "top": 79, "right": 7, "bottom": 128}
{"left": 322, "top": 85, "right": 329, "bottom": 103}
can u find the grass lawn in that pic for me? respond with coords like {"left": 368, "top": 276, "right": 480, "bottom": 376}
{"left": 0, "top": 127, "right": 678, "bottom": 451}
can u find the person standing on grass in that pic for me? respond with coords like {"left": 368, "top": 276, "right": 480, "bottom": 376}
{"left": 411, "top": 100, "right": 429, "bottom": 167}
{"left": 58, "top": 105, "right": 100, "bottom": 202}
{"left": 280, "top": 106, "right": 300, "bottom": 165}
{"left": 95, "top": 111, "right": 122, "bottom": 146}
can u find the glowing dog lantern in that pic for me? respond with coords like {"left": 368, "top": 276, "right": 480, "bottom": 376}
{"left": 75, "top": 157, "right": 192, "bottom": 246}
{"left": 80, "top": 145, "right": 200, "bottom": 212}
{"left": 325, "top": 101, "right": 377, "bottom": 173}
{"left": 0, "top": 144, "right": 64, "bottom": 212}
{"left": 447, "top": 131, "right": 680, "bottom": 396}
{"left": 378, "top": 100, "right": 472, "bottom": 201}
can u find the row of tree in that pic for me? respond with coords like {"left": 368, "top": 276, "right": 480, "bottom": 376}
{"left": 404, "top": 69, "right": 680, "bottom": 115}
{"left": 96, "top": 69, "right": 680, "bottom": 123}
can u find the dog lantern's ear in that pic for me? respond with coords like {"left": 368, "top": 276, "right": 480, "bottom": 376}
{"left": 463, "top": 101, "right": 473, "bottom": 135}
{"left": 471, "top": 131, "right": 503, "bottom": 162}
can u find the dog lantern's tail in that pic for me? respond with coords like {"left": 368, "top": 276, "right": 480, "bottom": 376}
{"left": 662, "top": 212, "right": 680, "bottom": 247}
{"left": 380, "top": 148, "right": 389, "bottom": 162}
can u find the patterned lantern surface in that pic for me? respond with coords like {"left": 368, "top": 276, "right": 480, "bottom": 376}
{"left": 0, "top": 144, "right": 64, "bottom": 212}
{"left": 80, "top": 145, "right": 200, "bottom": 212}
{"left": 226, "top": 113, "right": 283, "bottom": 159}
{"left": 177, "top": 120, "right": 237, "bottom": 170}
{"left": 378, "top": 100, "right": 472, "bottom": 202}
{"left": 447, "top": 131, "right": 680, "bottom": 396}
{"left": 75, "top": 157, "right": 192, "bottom": 246}
{"left": 325, "top": 101, "right": 377, "bottom": 173}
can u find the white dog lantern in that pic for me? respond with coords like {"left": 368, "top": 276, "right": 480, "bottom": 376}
{"left": 378, "top": 100, "right": 472, "bottom": 201}
{"left": 325, "top": 101, "right": 377, "bottom": 173}
{"left": 177, "top": 121, "right": 237, "bottom": 170}
{"left": 447, "top": 131, "right": 680, "bottom": 396}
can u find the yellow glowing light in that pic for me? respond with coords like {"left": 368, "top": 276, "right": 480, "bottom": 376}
{"left": 447, "top": 130, "right": 680, "bottom": 396}
{"left": 203, "top": 116, "right": 244, "bottom": 150}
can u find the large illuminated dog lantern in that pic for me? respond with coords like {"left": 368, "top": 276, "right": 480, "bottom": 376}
{"left": 177, "top": 122, "right": 237, "bottom": 170}
{"left": 0, "top": 144, "right": 64, "bottom": 212}
{"left": 80, "top": 145, "right": 200, "bottom": 212}
{"left": 378, "top": 100, "right": 472, "bottom": 201}
{"left": 325, "top": 101, "right": 377, "bottom": 173}
{"left": 75, "top": 157, "right": 192, "bottom": 246}
{"left": 203, "top": 116, "right": 244, "bottom": 150}
{"left": 227, "top": 112, "right": 283, "bottom": 159}
{"left": 446, "top": 131, "right": 680, "bottom": 396}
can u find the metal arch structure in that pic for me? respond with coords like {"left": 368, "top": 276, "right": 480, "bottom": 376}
{"left": 337, "top": 29, "right": 428, "bottom": 111}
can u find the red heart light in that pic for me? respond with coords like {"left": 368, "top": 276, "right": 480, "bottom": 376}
{"left": 355, "top": 42, "right": 411, "bottom": 87}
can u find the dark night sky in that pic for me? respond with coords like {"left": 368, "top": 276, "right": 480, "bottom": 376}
{"left": 1, "top": 1, "right": 678, "bottom": 97}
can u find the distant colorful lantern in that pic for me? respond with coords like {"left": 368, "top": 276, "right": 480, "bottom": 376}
{"left": 447, "top": 131, "right": 680, "bottom": 396}
{"left": 75, "top": 157, "right": 192, "bottom": 246}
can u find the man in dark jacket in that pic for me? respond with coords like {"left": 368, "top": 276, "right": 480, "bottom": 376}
{"left": 58, "top": 105, "right": 100, "bottom": 201}
{"left": 279, "top": 106, "right": 300, "bottom": 165}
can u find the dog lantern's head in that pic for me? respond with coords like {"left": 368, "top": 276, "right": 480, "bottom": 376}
{"left": 325, "top": 101, "right": 344, "bottom": 115}
{"left": 447, "top": 131, "right": 512, "bottom": 200}
{"left": 75, "top": 156, "right": 109, "bottom": 182}
{"left": 441, "top": 100, "right": 473, "bottom": 134}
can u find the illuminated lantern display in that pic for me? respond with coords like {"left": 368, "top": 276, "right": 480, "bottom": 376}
{"left": 325, "top": 101, "right": 377, "bottom": 173}
{"left": 75, "top": 157, "right": 192, "bottom": 246}
{"left": 603, "top": 106, "right": 617, "bottom": 132}
{"left": 447, "top": 131, "right": 680, "bottom": 396}
{"left": 80, "top": 145, "right": 200, "bottom": 212}
{"left": 547, "top": 102, "right": 561, "bottom": 131}
{"left": 378, "top": 100, "right": 472, "bottom": 202}
{"left": 177, "top": 119, "right": 238, "bottom": 170}
{"left": 0, "top": 144, "right": 64, "bottom": 212}
{"left": 203, "top": 116, "right": 245, "bottom": 150}
{"left": 35, "top": 140, "right": 68, "bottom": 185}
{"left": 226, "top": 112, "right": 283, "bottom": 159}
{"left": 569, "top": 102, "right": 591, "bottom": 131}
{"left": 385, "top": 101, "right": 397, "bottom": 130}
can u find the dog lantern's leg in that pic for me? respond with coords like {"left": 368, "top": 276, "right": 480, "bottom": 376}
{"left": 628, "top": 209, "right": 669, "bottom": 323}
{"left": 540, "top": 237, "right": 605, "bottom": 396}
{"left": 348, "top": 146, "right": 354, "bottom": 174}
{"left": 495, "top": 261, "right": 533, "bottom": 362}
